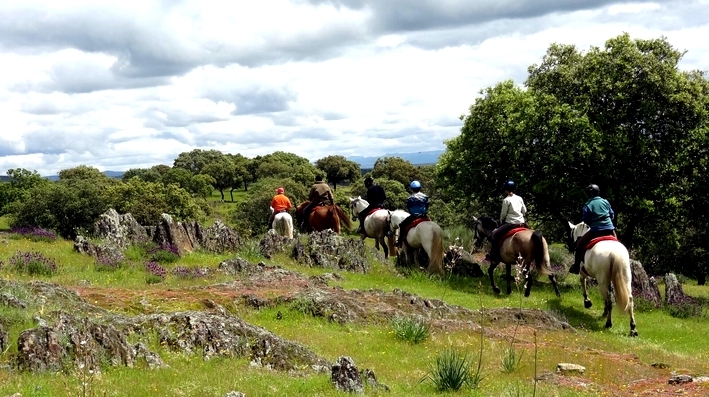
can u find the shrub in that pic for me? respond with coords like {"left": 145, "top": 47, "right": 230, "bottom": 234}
{"left": 391, "top": 316, "right": 430, "bottom": 344}
{"left": 94, "top": 249, "right": 125, "bottom": 272}
{"left": 9, "top": 251, "right": 58, "bottom": 276}
{"left": 145, "top": 261, "right": 166, "bottom": 284}
{"left": 149, "top": 243, "right": 180, "bottom": 263}
{"left": 501, "top": 347, "right": 524, "bottom": 373}
{"left": 664, "top": 298, "right": 706, "bottom": 319}
{"left": 170, "top": 266, "right": 209, "bottom": 279}
{"left": 9, "top": 226, "right": 57, "bottom": 242}
{"left": 422, "top": 348, "right": 479, "bottom": 391}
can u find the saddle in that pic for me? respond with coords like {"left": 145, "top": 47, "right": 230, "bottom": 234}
{"left": 364, "top": 206, "right": 385, "bottom": 217}
{"left": 497, "top": 227, "right": 528, "bottom": 247}
{"left": 273, "top": 209, "right": 288, "bottom": 214}
{"left": 584, "top": 235, "right": 618, "bottom": 251}
{"left": 402, "top": 216, "right": 430, "bottom": 247}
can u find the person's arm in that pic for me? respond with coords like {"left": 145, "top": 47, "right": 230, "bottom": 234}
{"left": 608, "top": 204, "right": 615, "bottom": 222}
{"left": 521, "top": 198, "right": 527, "bottom": 216}
{"left": 308, "top": 187, "right": 317, "bottom": 202}
{"left": 499, "top": 198, "right": 509, "bottom": 223}
{"left": 270, "top": 197, "right": 278, "bottom": 208}
{"left": 582, "top": 205, "right": 591, "bottom": 224}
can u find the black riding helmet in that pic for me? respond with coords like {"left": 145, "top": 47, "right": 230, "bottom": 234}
{"left": 587, "top": 184, "right": 600, "bottom": 197}
{"left": 364, "top": 176, "right": 373, "bottom": 187}
{"left": 504, "top": 180, "right": 515, "bottom": 192}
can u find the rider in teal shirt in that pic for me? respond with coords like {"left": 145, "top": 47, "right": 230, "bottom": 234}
{"left": 570, "top": 184, "right": 617, "bottom": 274}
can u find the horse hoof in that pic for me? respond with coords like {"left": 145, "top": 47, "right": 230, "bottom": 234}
{"left": 493, "top": 287, "right": 501, "bottom": 295}
{"left": 629, "top": 330, "right": 638, "bottom": 337}
{"left": 584, "top": 300, "right": 593, "bottom": 309}
{"left": 604, "top": 322, "right": 612, "bottom": 329}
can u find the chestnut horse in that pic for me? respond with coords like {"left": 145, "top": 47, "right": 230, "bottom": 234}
{"left": 295, "top": 201, "right": 353, "bottom": 234}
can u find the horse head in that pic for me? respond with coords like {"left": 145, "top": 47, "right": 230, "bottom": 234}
{"left": 349, "top": 196, "right": 368, "bottom": 217}
{"left": 566, "top": 221, "right": 590, "bottom": 253}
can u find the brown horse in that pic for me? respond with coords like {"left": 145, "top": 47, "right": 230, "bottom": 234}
{"left": 295, "top": 201, "right": 353, "bottom": 234}
{"left": 488, "top": 228, "right": 561, "bottom": 297}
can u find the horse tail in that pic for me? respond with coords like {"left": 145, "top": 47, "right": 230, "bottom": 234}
{"left": 610, "top": 251, "right": 632, "bottom": 314}
{"left": 333, "top": 205, "right": 353, "bottom": 231}
{"left": 531, "top": 230, "right": 552, "bottom": 276}
{"left": 429, "top": 224, "right": 445, "bottom": 276}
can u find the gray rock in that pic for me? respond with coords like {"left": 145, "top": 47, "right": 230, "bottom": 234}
{"left": 332, "top": 356, "right": 363, "bottom": 394}
{"left": 556, "top": 363, "right": 585, "bottom": 375}
{"left": 668, "top": 374, "right": 693, "bottom": 384}
{"left": 630, "top": 260, "right": 661, "bottom": 307}
{"left": 224, "top": 392, "right": 246, "bottom": 397}
{"left": 292, "top": 230, "right": 369, "bottom": 273}
{"left": 664, "top": 273, "right": 692, "bottom": 306}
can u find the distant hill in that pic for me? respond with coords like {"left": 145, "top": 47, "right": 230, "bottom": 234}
{"left": 348, "top": 150, "right": 444, "bottom": 169}
{"left": 45, "top": 171, "right": 124, "bottom": 181}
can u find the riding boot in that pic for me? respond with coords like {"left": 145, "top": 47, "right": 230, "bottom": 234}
{"left": 568, "top": 262, "right": 581, "bottom": 274}
{"left": 569, "top": 249, "right": 583, "bottom": 274}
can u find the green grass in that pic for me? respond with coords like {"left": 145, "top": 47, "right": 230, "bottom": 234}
{"left": 2, "top": 222, "right": 709, "bottom": 396}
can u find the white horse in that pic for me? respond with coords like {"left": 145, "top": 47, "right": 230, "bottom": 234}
{"left": 567, "top": 221, "right": 637, "bottom": 337}
{"left": 270, "top": 207, "right": 294, "bottom": 239}
{"left": 389, "top": 210, "right": 444, "bottom": 277}
{"left": 349, "top": 197, "right": 396, "bottom": 259}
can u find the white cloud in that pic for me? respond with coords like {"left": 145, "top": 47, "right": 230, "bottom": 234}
{"left": 0, "top": 0, "right": 707, "bottom": 176}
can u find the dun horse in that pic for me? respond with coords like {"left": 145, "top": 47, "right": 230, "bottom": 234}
{"left": 567, "top": 221, "right": 637, "bottom": 337}
{"left": 349, "top": 197, "right": 396, "bottom": 259}
{"left": 487, "top": 226, "right": 561, "bottom": 297}
{"left": 295, "top": 201, "right": 352, "bottom": 234}
{"left": 389, "top": 210, "right": 444, "bottom": 276}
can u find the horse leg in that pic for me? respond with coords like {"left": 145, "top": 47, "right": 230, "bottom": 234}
{"left": 548, "top": 274, "right": 561, "bottom": 298}
{"left": 488, "top": 262, "right": 501, "bottom": 295}
{"left": 581, "top": 276, "right": 592, "bottom": 309}
{"left": 629, "top": 301, "right": 638, "bottom": 337}
{"left": 600, "top": 285, "right": 613, "bottom": 328}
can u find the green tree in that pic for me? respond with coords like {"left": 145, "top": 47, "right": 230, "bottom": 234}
{"left": 0, "top": 168, "right": 50, "bottom": 215}
{"left": 173, "top": 149, "right": 225, "bottom": 174}
{"left": 315, "top": 155, "right": 361, "bottom": 191}
{"left": 371, "top": 157, "right": 422, "bottom": 189}
{"left": 255, "top": 151, "right": 318, "bottom": 186}
{"left": 202, "top": 156, "right": 237, "bottom": 202}
{"left": 438, "top": 34, "right": 709, "bottom": 274}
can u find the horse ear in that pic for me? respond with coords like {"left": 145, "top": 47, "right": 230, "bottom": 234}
{"left": 567, "top": 221, "right": 575, "bottom": 230}
{"left": 472, "top": 216, "right": 478, "bottom": 221}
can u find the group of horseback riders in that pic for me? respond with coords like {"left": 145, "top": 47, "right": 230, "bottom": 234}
{"left": 482, "top": 180, "right": 616, "bottom": 274}
{"left": 267, "top": 174, "right": 615, "bottom": 270}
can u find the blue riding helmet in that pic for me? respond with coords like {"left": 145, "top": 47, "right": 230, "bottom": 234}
{"left": 504, "top": 180, "right": 515, "bottom": 191}
{"left": 410, "top": 180, "right": 421, "bottom": 189}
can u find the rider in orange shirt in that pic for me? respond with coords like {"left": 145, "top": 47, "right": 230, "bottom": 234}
{"left": 268, "top": 187, "right": 293, "bottom": 229}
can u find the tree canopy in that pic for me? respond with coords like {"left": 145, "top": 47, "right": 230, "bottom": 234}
{"left": 438, "top": 33, "right": 709, "bottom": 274}
{"left": 315, "top": 155, "right": 361, "bottom": 191}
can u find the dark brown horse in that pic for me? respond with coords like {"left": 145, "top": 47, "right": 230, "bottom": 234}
{"left": 295, "top": 201, "right": 353, "bottom": 234}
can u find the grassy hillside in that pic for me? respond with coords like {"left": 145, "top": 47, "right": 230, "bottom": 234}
{"left": 0, "top": 207, "right": 708, "bottom": 396}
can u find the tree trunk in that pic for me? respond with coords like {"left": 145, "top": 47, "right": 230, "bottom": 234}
{"left": 219, "top": 189, "right": 225, "bottom": 202}
{"left": 229, "top": 189, "right": 235, "bottom": 202}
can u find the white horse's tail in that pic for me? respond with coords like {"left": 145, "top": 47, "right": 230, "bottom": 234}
{"left": 428, "top": 224, "right": 445, "bottom": 277}
{"left": 610, "top": 251, "right": 632, "bottom": 314}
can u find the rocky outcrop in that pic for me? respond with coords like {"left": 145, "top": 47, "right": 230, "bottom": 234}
{"left": 259, "top": 230, "right": 292, "bottom": 259}
{"left": 630, "top": 259, "right": 662, "bottom": 308}
{"left": 92, "top": 208, "right": 149, "bottom": 249}
{"left": 291, "top": 230, "right": 369, "bottom": 273}
{"left": 332, "top": 356, "right": 363, "bottom": 393}
{"left": 149, "top": 215, "right": 243, "bottom": 255}
{"left": 664, "top": 273, "right": 692, "bottom": 306}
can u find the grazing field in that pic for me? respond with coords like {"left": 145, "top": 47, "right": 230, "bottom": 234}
{"left": 0, "top": 211, "right": 708, "bottom": 397}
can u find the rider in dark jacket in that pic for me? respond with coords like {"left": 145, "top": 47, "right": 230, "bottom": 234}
{"left": 302, "top": 175, "right": 334, "bottom": 231}
{"left": 357, "top": 177, "right": 387, "bottom": 235}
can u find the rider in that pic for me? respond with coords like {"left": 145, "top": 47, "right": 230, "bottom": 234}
{"left": 486, "top": 180, "right": 528, "bottom": 263}
{"left": 268, "top": 187, "right": 292, "bottom": 230}
{"left": 569, "top": 184, "right": 617, "bottom": 274}
{"left": 356, "top": 176, "right": 387, "bottom": 235}
{"left": 302, "top": 175, "right": 334, "bottom": 231}
{"left": 396, "top": 180, "right": 429, "bottom": 247}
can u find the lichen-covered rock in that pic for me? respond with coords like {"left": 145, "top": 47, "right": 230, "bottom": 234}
{"left": 218, "top": 258, "right": 269, "bottom": 276}
{"left": 291, "top": 230, "right": 369, "bottom": 273}
{"left": 259, "top": 230, "right": 292, "bottom": 259}
{"left": 17, "top": 327, "right": 66, "bottom": 372}
{"left": 556, "top": 363, "right": 585, "bottom": 375}
{"left": 0, "top": 323, "right": 8, "bottom": 353}
{"left": 332, "top": 356, "right": 363, "bottom": 394}
{"left": 630, "top": 259, "right": 661, "bottom": 308}
{"left": 664, "top": 273, "right": 692, "bottom": 306}
{"left": 92, "top": 208, "right": 149, "bottom": 249}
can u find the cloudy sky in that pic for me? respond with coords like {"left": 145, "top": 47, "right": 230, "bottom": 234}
{"left": 1, "top": 0, "right": 707, "bottom": 176}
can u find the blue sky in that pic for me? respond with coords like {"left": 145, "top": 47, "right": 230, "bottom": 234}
{"left": 1, "top": 0, "right": 707, "bottom": 176}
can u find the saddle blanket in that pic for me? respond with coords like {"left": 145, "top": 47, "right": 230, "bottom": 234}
{"left": 498, "top": 227, "right": 528, "bottom": 247}
{"left": 365, "top": 207, "right": 386, "bottom": 217}
{"left": 405, "top": 217, "right": 430, "bottom": 234}
{"left": 585, "top": 235, "right": 618, "bottom": 251}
